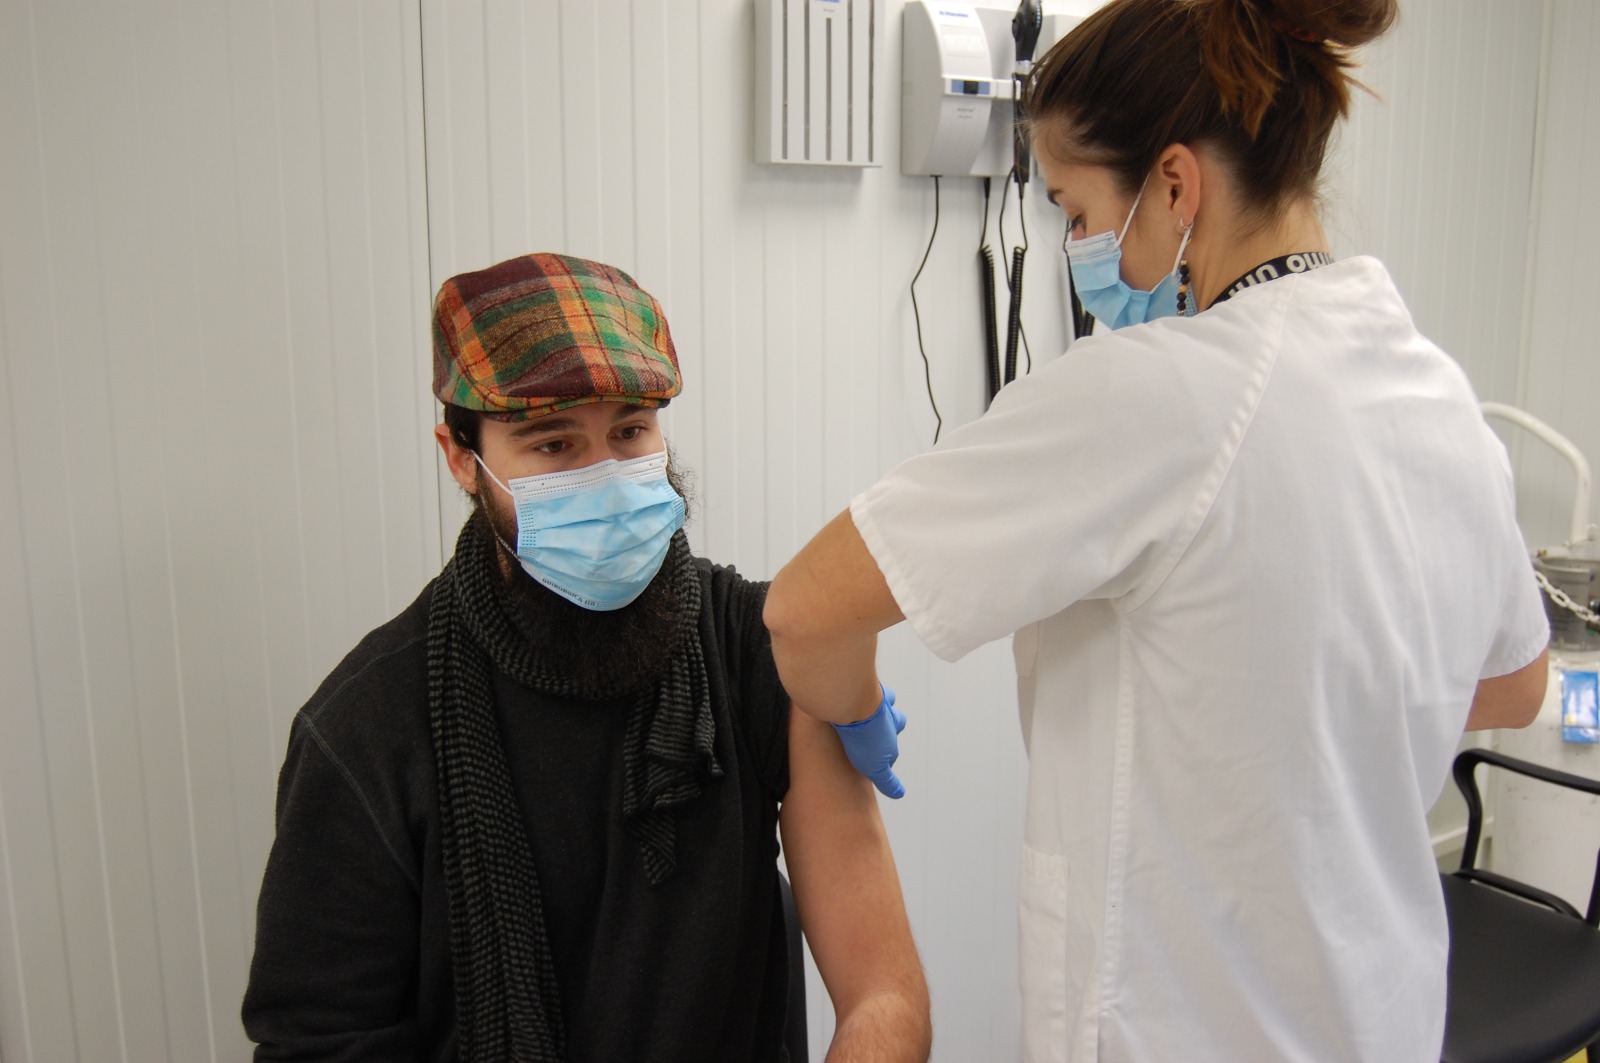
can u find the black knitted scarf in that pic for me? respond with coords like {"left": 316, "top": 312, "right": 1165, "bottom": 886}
{"left": 426, "top": 517, "right": 721, "bottom": 1062}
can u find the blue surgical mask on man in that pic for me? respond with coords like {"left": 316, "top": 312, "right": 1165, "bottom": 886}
{"left": 1066, "top": 178, "right": 1193, "bottom": 331}
{"left": 474, "top": 449, "right": 686, "bottom": 611}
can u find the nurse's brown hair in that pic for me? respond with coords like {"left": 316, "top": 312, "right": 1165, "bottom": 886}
{"left": 1022, "top": 0, "right": 1397, "bottom": 224}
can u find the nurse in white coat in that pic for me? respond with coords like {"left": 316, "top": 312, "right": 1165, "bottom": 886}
{"left": 764, "top": 0, "right": 1551, "bottom": 1059}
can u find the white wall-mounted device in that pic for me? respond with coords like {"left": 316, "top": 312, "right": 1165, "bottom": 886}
{"left": 901, "top": 2, "right": 1081, "bottom": 178}
{"left": 755, "top": 0, "right": 885, "bottom": 167}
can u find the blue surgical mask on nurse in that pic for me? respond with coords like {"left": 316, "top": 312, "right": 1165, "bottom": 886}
{"left": 1066, "top": 178, "right": 1194, "bottom": 330}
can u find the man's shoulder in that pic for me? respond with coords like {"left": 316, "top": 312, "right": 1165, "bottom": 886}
{"left": 296, "top": 580, "right": 436, "bottom": 747}
{"left": 693, "top": 555, "right": 768, "bottom": 606}
{"left": 690, "top": 555, "right": 787, "bottom": 762}
{"left": 692, "top": 556, "right": 773, "bottom": 652}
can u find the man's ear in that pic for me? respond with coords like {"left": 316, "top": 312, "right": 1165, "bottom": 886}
{"left": 434, "top": 423, "right": 480, "bottom": 496}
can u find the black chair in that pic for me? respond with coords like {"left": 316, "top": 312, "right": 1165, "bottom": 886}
{"left": 778, "top": 870, "right": 808, "bottom": 1063}
{"left": 1441, "top": 748, "right": 1600, "bottom": 1063}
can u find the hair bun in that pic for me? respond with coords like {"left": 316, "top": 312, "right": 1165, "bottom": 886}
{"left": 1258, "top": 0, "right": 1398, "bottom": 49}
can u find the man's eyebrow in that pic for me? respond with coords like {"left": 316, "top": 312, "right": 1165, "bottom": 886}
{"left": 509, "top": 417, "right": 580, "bottom": 437}
{"left": 1045, "top": 187, "right": 1061, "bottom": 207}
{"left": 507, "top": 405, "right": 652, "bottom": 437}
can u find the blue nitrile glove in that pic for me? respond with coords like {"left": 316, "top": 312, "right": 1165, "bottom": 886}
{"left": 832, "top": 685, "right": 907, "bottom": 799}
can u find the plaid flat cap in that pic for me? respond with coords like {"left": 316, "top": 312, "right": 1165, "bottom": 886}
{"left": 432, "top": 253, "right": 681, "bottom": 421}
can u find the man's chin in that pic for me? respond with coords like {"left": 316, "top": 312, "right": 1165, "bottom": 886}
{"left": 472, "top": 509, "right": 684, "bottom": 696}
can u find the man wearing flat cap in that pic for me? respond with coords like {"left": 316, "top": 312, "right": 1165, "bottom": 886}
{"left": 241, "top": 254, "right": 931, "bottom": 1062}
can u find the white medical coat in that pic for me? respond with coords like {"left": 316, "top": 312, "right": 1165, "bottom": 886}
{"left": 851, "top": 257, "right": 1550, "bottom": 1062}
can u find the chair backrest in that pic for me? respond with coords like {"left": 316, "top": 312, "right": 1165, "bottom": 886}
{"left": 1442, "top": 749, "right": 1600, "bottom": 1063}
{"left": 778, "top": 870, "right": 807, "bottom": 1063}
{"left": 1450, "top": 747, "right": 1600, "bottom": 925}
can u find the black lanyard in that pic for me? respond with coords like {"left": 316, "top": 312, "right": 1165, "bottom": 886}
{"left": 1209, "top": 251, "right": 1334, "bottom": 308}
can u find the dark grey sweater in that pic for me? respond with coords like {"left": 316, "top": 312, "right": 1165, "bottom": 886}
{"left": 242, "top": 560, "right": 792, "bottom": 1062}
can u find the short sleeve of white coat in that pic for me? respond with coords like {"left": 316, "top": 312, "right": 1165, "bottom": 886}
{"left": 852, "top": 317, "right": 1266, "bottom": 662}
{"left": 1479, "top": 433, "right": 1551, "bottom": 680}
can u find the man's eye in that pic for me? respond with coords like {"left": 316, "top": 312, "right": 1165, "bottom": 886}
{"left": 617, "top": 425, "right": 645, "bottom": 441}
{"left": 534, "top": 439, "right": 569, "bottom": 455}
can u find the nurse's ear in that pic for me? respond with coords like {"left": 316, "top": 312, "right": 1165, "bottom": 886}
{"left": 1154, "top": 143, "right": 1203, "bottom": 234}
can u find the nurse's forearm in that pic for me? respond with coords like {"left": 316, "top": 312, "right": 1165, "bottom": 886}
{"left": 768, "top": 626, "right": 883, "bottom": 725}
{"left": 766, "top": 509, "right": 905, "bottom": 725}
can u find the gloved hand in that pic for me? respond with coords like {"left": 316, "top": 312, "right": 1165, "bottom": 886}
{"left": 831, "top": 685, "right": 907, "bottom": 799}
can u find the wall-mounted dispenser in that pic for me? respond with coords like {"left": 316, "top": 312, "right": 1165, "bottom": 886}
{"left": 755, "top": 0, "right": 886, "bottom": 167}
{"left": 901, "top": 2, "right": 1080, "bottom": 178}
{"left": 902, "top": 2, "right": 1007, "bottom": 177}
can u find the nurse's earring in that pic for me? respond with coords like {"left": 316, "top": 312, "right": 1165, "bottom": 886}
{"left": 1174, "top": 220, "right": 1195, "bottom": 316}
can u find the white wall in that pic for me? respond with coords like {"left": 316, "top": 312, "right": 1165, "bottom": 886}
{"left": 1514, "top": 0, "right": 1600, "bottom": 553}
{"left": 0, "top": 2, "right": 436, "bottom": 1059}
{"left": 1328, "top": 0, "right": 1544, "bottom": 405}
{"left": 0, "top": 1, "right": 1559, "bottom": 1060}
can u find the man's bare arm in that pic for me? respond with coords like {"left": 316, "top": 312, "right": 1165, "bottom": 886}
{"left": 779, "top": 708, "right": 930, "bottom": 1062}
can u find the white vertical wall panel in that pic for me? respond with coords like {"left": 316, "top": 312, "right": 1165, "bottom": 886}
{"left": 1518, "top": 0, "right": 1600, "bottom": 554}
{"left": 1327, "top": 0, "right": 1542, "bottom": 406}
{"left": 0, "top": 1, "right": 434, "bottom": 1060}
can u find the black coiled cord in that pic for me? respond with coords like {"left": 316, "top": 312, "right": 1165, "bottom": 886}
{"left": 1003, "top": 245, "right": 1025, "bottom": 386}
{"left": 979, "top": 179, "right": 1002, "bottom": 405}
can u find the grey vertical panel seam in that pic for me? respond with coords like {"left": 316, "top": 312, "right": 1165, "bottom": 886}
{"left": 0, "top": 774, "right": 36, "bottom": 1062}
{"left": 310, "top": 5, "right": 352, "bottom": 643}
{"left": 417, "top": 1, "right": 448, "bottom": 571}
{"left": 1512, "top": 0, "right": 1553, "bottom": 419}
{"left": 171, "top": 9, "right": 218, "bottom": 1046}
{"left": 520, "top": 2, "right": 531, "bottom": 253}
{"left": 104, "top": 3, "right": 168, "bottom": 1057}
{"left": 479, "top": 0, "right": 494, "bottom": 253}
{"left": 356, "top": 7, "right": 394, "bottom": 616}
{"left": 696, "top": 0, "right": 711, "bottom": 514}
{"left": 266, "top": 2, "right": 314, "bottom": 689}
{"left": 0, "top": 70, "right": 50, "bottom": 1054}
{"left": 555, "top": 0, "right": 569, "bottom": 251}
{"left": 592, "top": 0, "right": 604, "bottom": 257}
{"left": 22, "top": 0, "right": 86, "bottom": 1054}
{"left": 629, "top": 0, "right": 639, "bottom": 269}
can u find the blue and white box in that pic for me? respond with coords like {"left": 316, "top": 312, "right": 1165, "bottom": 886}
{"left": 1561, "top": 669, "right": 1600, "bottom": 744}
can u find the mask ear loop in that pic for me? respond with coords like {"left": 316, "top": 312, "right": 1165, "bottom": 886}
{"left": 471, "top": 452, "right": 524, "bottom": 558}
{"left": 1114, "top": 175, "right": 1151, "bottom": 247}
{"left": 472, "top": 452, "right": 514, "bottom": 497}
{"left": 1173, "top": 219, "right": 1195, "bottom": 316}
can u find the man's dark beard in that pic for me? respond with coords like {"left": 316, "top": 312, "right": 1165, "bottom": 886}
{"left": 472, "top": 461, "right": 694, "bottom": 697}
